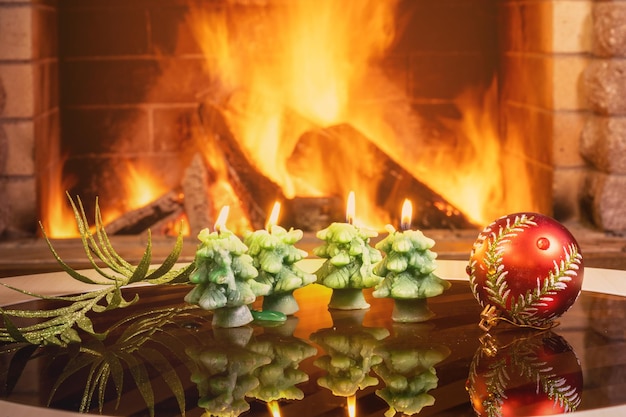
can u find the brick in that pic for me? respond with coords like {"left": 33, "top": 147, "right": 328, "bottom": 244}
{"left": 395, "top": 0, "right": 497, "bottom": 54}
{"left": 0, "top": 5, "right": 32, "bottom": 60}
{"left": 582, "top": 170, "right": 626, "bottom": 232}
{"left": 150, "top": 5, "right": 202, "bottom": 56}
{"left": 59, "top": 8, "right": 149, "bottom": 57}
{"left": 152, "top": 106, "right": 198, "bottom": 152}
{"left": 1, "top": 177, "right": 38, "bottom": 237}
{"left": 0, "top": 64, "right": 35, "bottom": 118}
{"left": 33, "top": 110, "right": 59, "bottom": 171}
{"left": 0, "top": 124, "right": 6, "bottom": 174}
{"left": 552, "top": 166, "right": 585, "bottom": 221}
{"left": 581, "top": 115, "right": 626, "bottom": 174}
{"left": 499, "top": 151, "right": 553, "bottom": 216}
{"left": 32, "top": 5, "right": 58, "bottom": 59}
{"left": 553, "top": 111, "right": 586, "bottom": 168}
{"left": 584, "top": 59, "right": 626, "bottom": 115}
{"left": 553, "top": 55, "right": 589, "bottom": 111}
{"left": 61, "top": 107, "right": 150, "bottom": 155}
{"left": 500, "top": 1, "right": 552, "bottom": 53}
{"left": 592, "top": 2, "right": 626, "bottom": 57}
{"left": 0, "top": 75, "right": 5, "bottom": 115}
{"left": 2, "top": 120, "right": 34, "bottom": 176}
{"left": 60, "top": 58, "right": 208, "bottom": 106}
{"left": 409, "top": 52, "right": 497, "bottom": 100}
{"left": 552, "top": 1, "right": 592, "bottom": 53}
{"left": 500, "top": 54, "right": 551, "bottom": 109}
{"left": 60, "top": 59, "right": 160, "bottom": 106}
{"left": 500, "top": 103, "right": 553, "bottom": 166}
{"left": 33, "top": 60, "right": 58, "bottom": 115}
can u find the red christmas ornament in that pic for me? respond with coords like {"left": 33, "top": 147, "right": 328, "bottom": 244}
{"left": 467, "top": 330, "right": 583, "bottom": 416}
{"left": 467, "top": 213, "right": 584, "bottom": 329}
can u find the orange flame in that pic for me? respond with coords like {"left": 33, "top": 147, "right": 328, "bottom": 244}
{"left": 347, "top": 395, "right": 356, "bottom": 417}
{"left": 266, "top": 201, "right": 281, "bottom": 230}
{"left": 214, "top": 205, "right": 230, "bottom": 233}
{"left": 400, "top": 199, "right": 412, "bottom": 231}
{"left": 346, "top": 191, "right": 356, "bottom": 225}
{"left": 267, "top": 401, "right": 281, "bottom": 417}
{"left": 123, "top": 163, "right": 167, "bottom": 211}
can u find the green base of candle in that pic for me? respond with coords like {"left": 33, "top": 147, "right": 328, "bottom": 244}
{"left": 212, "top": 305, "right": 254, "bottom": 328}
{"left": 328, "top": 288, "right": 370, "bottom": 310}
{"left": 392, "top": 298, "right": 435, "bottom": 323}
{"left": 262, "top": 292, "right": 299, "bottom": 316}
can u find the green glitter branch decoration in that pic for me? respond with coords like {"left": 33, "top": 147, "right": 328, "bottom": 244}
{"left": 0, "top": 194, "right": 193, "bottom": 346}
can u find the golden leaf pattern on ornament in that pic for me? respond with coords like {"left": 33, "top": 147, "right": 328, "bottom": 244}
{"left": 471, "top": 214, "right": 582, "bottom": 326}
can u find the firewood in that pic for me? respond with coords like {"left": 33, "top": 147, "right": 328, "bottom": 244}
{"left": 198, "top": 101, "right": 285, "bottom": 230}
{"left": 287, "top": 124, "right": 476, "bottom": 229}
{"left": 105, "top": 191, "right": 184, "bottom": 235}
{"left": 182, "top": 153, "right": 213, "bottom": 236}
{"left": 281, "top": 196, "right": 344, "bottom": 231}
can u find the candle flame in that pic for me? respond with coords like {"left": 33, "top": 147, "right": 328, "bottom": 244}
{"left": 347, "top": 395, "right": 356, "bottom": 417}
{"left": 401, "top": 199, "right": 412, "bottom": 230}
{"left": 266, "top": 201, "right": 281, "bottom": 230}
{"left": 268, "top": 401, "right": 281, "bottom": 417}
{"left": 346, "top": 191, "right": 356, "bottom": 225}
{"left": 214, "top": 205, "right": 230, "bottom": 233}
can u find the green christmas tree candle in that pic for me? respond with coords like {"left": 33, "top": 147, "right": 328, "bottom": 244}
{"left": 244, "top": 202, "right": 316, "bottom": 315}
{"left": 373, "top": 200, "right": 450, "bottom": 322}
{"left": 313, "top": 192, "right": 382, "bottom": 310}
{"left": 184, "top": 206, "right": 271, "bottom": 328}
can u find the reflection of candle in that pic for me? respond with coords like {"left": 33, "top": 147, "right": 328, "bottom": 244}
{"left": 347, "top": 395, "right": 356, "bottom": 417}
{"left": 268, "top": 400, "right": 281, "bottom": 417}
{"left": 400, "top": 199, "right": 412, "bottom": 231}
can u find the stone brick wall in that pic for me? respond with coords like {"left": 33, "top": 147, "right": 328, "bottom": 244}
{"left": 582, "top": 1, "right": 626, "bottom": 232}
{"left": 0, "top": 0, "right": 58, "bottom": 238}
{"left": 55, "top": 0, "right": 207, "bottom": 222}
{"left": 499, "top": 0, "right": 590, "bottom": 222}
{"left": 2, "top": 0, "right": 622, "bottom": 237}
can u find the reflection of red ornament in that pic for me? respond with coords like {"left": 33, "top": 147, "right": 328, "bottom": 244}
{"left": 467, "top": 330, "right": 583, "bottom": 416}
{"left": 468, "top": 213, "right": 583, "bottom": 328}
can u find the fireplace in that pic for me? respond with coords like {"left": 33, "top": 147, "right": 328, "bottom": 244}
{"left": 0, "top": 0, "right": 622, "bottom": 240}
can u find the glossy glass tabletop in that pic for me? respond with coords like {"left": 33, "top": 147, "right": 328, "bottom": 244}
{"left": 0, "top": 261, "right": 625, "bottom": 417}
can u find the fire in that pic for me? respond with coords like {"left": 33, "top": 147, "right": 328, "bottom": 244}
{"left": 185, "top": 0, "right": 527, "bottom": 230}
{"left": 123, "top": 163, "right": 168, "bottom": 212}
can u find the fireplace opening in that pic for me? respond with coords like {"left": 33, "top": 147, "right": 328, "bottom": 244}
{"left": 0, "top": 0, "right": 607, "bottom": 240}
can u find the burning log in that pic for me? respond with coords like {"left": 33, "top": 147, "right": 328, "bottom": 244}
{"left": 104, "top": 191, "right": 184, "bottom": 235}
{"left": 182, "top": 153, "right": 213, "bottom": 237}
{"left": 281, "top": 196, "right": 344, "bottom": 232}
{"left": 198, "top": 101, "right": 285, "bottom": 230}
{"left": 287, "top": 124, "right": 476, "bottom": 229}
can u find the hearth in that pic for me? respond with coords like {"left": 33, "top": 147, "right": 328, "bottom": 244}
{"left": 0, "top": 0, "right": 624, "bottom": 240}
